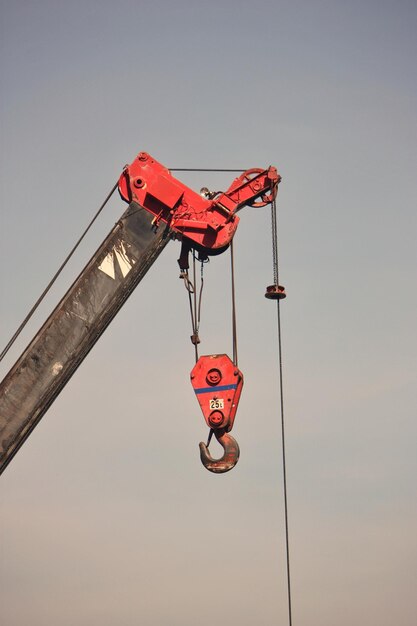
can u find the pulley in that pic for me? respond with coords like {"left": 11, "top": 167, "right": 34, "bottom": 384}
{"left": 265, "top": 284, "right": 286, "bottom": 300}
{"left": 235, "top": 168, "right": 279, "bottom": 208}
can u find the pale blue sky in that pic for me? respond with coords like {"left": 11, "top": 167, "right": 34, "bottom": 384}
{"left": 1, "top": 1, "right": 416, "bottom": 625}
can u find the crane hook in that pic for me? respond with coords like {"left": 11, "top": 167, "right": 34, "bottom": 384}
{"left": 199, "top": 428, "right": 240, "bottom": 474}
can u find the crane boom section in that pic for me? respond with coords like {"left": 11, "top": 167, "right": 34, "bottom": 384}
{"left": 0, "top": 203, "right": 169, "bottom": 474}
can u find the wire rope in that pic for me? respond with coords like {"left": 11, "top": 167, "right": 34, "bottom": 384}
{"left": 192, "top": 255, "right": 199, "bottom": 363}
{"left": 230, "top": 240, "right": 238, "bottom": 366}
{"left": 182, "top": 253, "right": 206, "bottom": 363}
{"left": 270, "top": 197, "right": 293, "bottom": 626}
{"left": 0, "top": 181, "right": 119, "bottom": 362}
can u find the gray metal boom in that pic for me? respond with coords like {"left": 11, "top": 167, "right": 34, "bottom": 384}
{"left": 0, "top": 203, "right": 170, "bottom": 474}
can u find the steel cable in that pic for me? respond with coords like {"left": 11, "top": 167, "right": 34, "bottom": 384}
{"left": 270, "top": 196, "right": 293, "bottom": 626}
{"left": 0, "top": 181, "right": 119, "bottom": 362}
{"left": 230, "top": 240, "right": 238, "bottom": 366}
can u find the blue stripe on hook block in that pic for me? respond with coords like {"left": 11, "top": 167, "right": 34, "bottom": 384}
{"left": 194, "top": 384, "right": 238, "bottom": 394}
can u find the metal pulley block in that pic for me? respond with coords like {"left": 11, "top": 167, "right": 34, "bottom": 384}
{"left": 265, "top": 284, "right": 286, "bottom": 300}
{"left": 190, "top": 354, "right": 243, "bottom": 473}
{"left": 190, "top": 354, "right": 243, "bottom": 432}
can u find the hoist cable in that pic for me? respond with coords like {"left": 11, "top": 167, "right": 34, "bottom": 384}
{"left": 183, "top": 253, "right": 207, "bottom": 363}
{"left": 196, "top": 258, "right": 205, "bottom": 338}
{"left": 271, "top": 196, "right": 279, "bottom": 286}
{"left": 183, "top": 270, "right": 198, "bottom": 362}
{"left": 187, "top": 286, "right": 198, "bottom": 363}
{"left": 0, "top": 181, "right": 119, "bottom": 363}
{"left": 184, "top": 243, "right": 238, "bottom": 367}
{"left": 230, "top": 240, "right": 238, "bottom": 366}
{"left": 270, "top": 197, "right": 293, "bottom": 626}
{"left": 192, "top": 255, "right": 199, "bottom": 363}
{"left": 277, "top": 299, "right": 292, "bottom": 626}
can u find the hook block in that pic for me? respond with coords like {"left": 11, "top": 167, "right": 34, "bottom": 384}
{"left": 190, "top": 354, "right": 244, "bottom": 432}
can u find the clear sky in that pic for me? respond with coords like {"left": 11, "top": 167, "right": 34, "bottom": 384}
{"left": 1, "top": 1, "right": 416, "bottom": 625}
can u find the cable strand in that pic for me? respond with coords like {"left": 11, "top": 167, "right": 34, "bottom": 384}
{"left": 270, "top": 195, "right": 293, "bottom": 626}
{"left": 277, "top": 300, "right": 292, "bottom": 626}
{"left": 192, "top": 255, "right": 199, "bottom": 362}
{"left": 271, "top": 197, "right": 279, "bottom": 285}
{"left": 230, "top": 240, "right": 238, "bottom": 366}
{"left": 0, "top": 181, "right": 119, "bottom": 362}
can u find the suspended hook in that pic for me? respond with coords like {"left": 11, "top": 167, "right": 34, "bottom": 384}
{"left": 199, "top": 428, "right": 240, "bottom": 474}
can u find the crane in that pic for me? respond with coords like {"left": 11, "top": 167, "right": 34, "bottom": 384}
{"left": 0, "top": 151, "right": 283, "bottom": 475}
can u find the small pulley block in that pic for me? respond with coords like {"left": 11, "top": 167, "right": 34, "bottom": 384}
{"left": 265, "top": 284, "right": 286, "bottom": 300}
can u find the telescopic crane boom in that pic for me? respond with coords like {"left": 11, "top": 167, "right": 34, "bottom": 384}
{"left": 0, "top": 152, "right": 280, "bottom": 475}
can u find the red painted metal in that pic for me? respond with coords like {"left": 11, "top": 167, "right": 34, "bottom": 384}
{"left": 228, "top": 167, "right": 279, "bottom": 208}
{"left": 118, "top": 152, "right": 280, "bottom": 254}
{"left": 190, "top": 354, "right": 243, "bottom": 433}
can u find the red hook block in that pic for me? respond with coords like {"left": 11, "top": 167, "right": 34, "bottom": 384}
{"left": 190, "top": 354, "right": 244, "bottom": 432}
